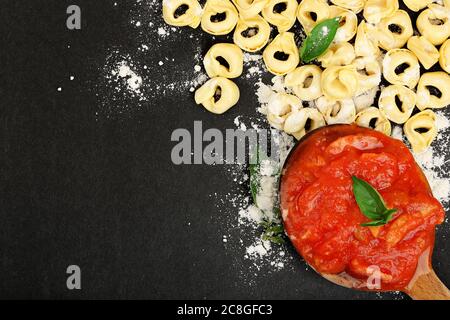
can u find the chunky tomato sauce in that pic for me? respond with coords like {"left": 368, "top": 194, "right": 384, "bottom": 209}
{"left": 280, "top": 125, "right": 445, "bottom": 290}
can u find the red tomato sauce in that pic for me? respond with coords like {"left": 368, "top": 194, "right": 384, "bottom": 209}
{"left": 280, "top": 125, "right": 445, "bottom": 290}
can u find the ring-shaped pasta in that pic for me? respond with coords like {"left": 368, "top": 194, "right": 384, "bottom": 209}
{"left": 285, "top": 65, "right": 323, "bottom": 101}
{"left": 377, "top": 10, "right": 414, "bottom": 50}
{"left": 417, "top": 4, "right": 450, "bottom": 46}
{"left": 162, "top": 0, "right": 203, "bottom": 28}
{"left": 353, "top": 87, "right": 379, "bottom": 113}
{"left": 267, "top": 93, "right": 302, "bottom": 130}
{"left": 263, "top": 32, "right": 300, "bottom": 76}
{"left": 330, "top": 6, "right": 357, "bottom": 43}
{"left": 379, "top": 85, "right": 416, "bottom": 124}
{"left": 355, "top": 21, "right": 380, "bottom": 58}
{"left": 407, "top": 36, "right": 440, "bottom": 70}
{"left": 355, "top": 107, "right": 392, "bottom": 136}
{"left": 316, "top": 97, "right": 356, "bottom": 125}
{"left": 353, "top": 57, "right": 382, "bottom": 95}
{"left": 404, "top": 110, "right": 438, "bottom": 153}
{"left": 232, "top": 0, "right": 269, "bottom": 19}
{"left": 403, "top": 0, "right": 433, "bottom": 12}
{"left": 296, "top": 0, "right": 331, "bottom": 34}
{"left": 262, "top": 0, "right": 298, "bottom": 32}
{"left": 330, "top": 0, "right": 365, "bottom": 13}
{"left": 382, "top": 49, "right": 420, "bottom": 89}
{"left": 318, "top": 42, "right": 356, "bottom": 68}
{"left": 233, "top": 15, "right": 271, "bottom": 53}
{"left": 195, "top": 77, "right": 240, "bottom": 114}
{"left": 363, "top": 0, "right": 399, "bottom": 24}
{"left": 321, "top": 65, "right": 359, "bottom": 100}
{"left": 416, "top": 72, "right": 450, "bottom": 110}
{"left": 201, "top": 0, "right": 238, "bottom": 35}
{"left": 283, "top": 108, "right": 326, "bottom": 139}
{"left": 204, "top": 43, "right": 244, "bottom": 78}
{"left": 439, "top": 39, "right": 450, "bottom": 73}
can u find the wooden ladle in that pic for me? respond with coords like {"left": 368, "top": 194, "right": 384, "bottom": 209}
{"left": 280, "top": 125, "right": 450, "bottom": 300}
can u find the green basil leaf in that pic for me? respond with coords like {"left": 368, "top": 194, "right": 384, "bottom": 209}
{"left": 249, "top": 148, "right": 261, "bottom": 204}
{"left": 383, "top": 209, "right": 397, "bottom": 224}
{"left": 361, "top": 220, "right": 387, "bottom": 227}
{"left": 300, "top": 17, "right": 341, "bottom": 63}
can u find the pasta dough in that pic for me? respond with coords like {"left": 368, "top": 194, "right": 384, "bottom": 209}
{"left": 233, "top": 15, "right": 271, "bottom": 52}
{"left": 382, "top": 49, "right": 420, "bottom": 89}
{"left": 355, "top": 107, "right": 392, "bottom": 135}
{"left": 363, "top": 0, "right": 399, "bottom": 24}
{"left": 316, "top": 97, "right": 356, "bottom": 124}
{"left": 262, "top": 0, "right": 297, "bottom": 32}
{"left": 402, "top": 0, "right": 433, "bottom": 12}
{"left": 416, "top": 4, "right": 450, "bottom": 46}
{"left": 162, "top": 0, "right": 203, "bottom": 28}
{"left": 285, "top": 65, "right": 323, "bottom": 101}
{"left": 379, "top": 85, "right": 416, "bottom": 124}
{"left": 296, "top": 0, "right": 330, "bottom": 34}
{"left": 232, "top": 0, "right": 269, "bottom": 19}
{"left": 354, "top": 21, "right": 380, "bottom": 58}
{"left": 201, "top": 0, "right": 238, "bottom": 35}
{"left": 284, "top": 108, "right": 326, "bottom": 139}
{"left": 195, "top": 77, "right": 240, "bottom": 114}
{"left": 321, "top": 66, "right": 359, "bottom": 100}
{"left": 407, "top": 36, "right": 440, "bottom": 70}
{"left": 439, "top": 39, "right": 450, "bottom": 73}
{"left": 330, "top": 0, "right": 365, "bottom": 13}
{"left": 267, "top": 93, "right": 302, "bottom": 130}
{"left": 204, "top": 43, "right": 244, "bottom": 78}
{"left": 263, "top": 32, "right": 299, "bottom": 76}
{"left": 416, "top": 72, "right": 450, "bottom": 110}
{"left": 318, "top": 42, "right": 356, "bottom": 68}
{"left": 377, "top": 10, "right": 413, "bottom": 50}
{"left": 330, "top": 6, "right": 357, "bottom": 43}
{"left": 353, "top": 57, "right": 382, "bottom": 95}
{"left": 404, "top": 110, "right": 438, "bottom": 153}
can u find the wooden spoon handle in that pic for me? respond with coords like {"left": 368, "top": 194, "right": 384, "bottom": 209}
{"left": 406, "top": 270, "right": 450, "bottom": 300}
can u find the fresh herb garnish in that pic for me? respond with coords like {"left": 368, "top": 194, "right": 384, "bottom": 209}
{"left": 352, "top": 176, "right": 397, "bottom": 227}
{"left": 261, "top": 217, "right": 286, "bottom": 245}
{"left": 300, "top": 17, "right": 341, "bottom": 63}
{"left": 249, "top": 148, "right": 263, "bottom": 204}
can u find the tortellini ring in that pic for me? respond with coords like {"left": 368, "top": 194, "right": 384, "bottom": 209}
{"left": 231, "top": 0, "right": 269, "bottom": 19}
{"left": 404, "top": 110, "right": 438, "bottom": 153}
{"left": 201, "top": 0, "right": 238, "bottom": 35}
{"left": 296, "top": 0, "right": 331, "bottom": 34}
{"left": 416, "top": 72, "right": 450, "bottom": 110}
{"left": 204, "top": 43, "right": 244, "bottom": 78}
{"left": 263, "top": 32, "right": 300, "bottom": 76}
{"left": 285, "top": 65, "right": 323, "bottom": 101}
{"left": 407, "top": 36, "right": 440, "bottom": 70}
{"left": 382, "top": 49, "right": 420, "bottom": 89}
{"left": 321, "top": 66, "right": 359, "bottom": 100}
{"left": 330, "top": 0, "right": 365, "bottom": 13}
{"left": 316, "top": 97, "right": 356, "bottom": 125}
{"left": 363, "top": 0, "right": 399, "bottom": 24}
{"left": 318, "top": 42, "right": 356, "bottom": 68}
{"left": 403, "top": 0, "right": 434, "bottom": 12}
{"left": 162, "top": 0, "right": 203, "bottom": 28}
{"left": 267, "top": 93, "right": 302, "bottom": 130}
{"left": 377, "top": 10, "right": 414, "bottom": 50}
{"left": 284, "top": 108, "right": 326, "bottom": 139}
{"left": 353, "top": 57, "right": 382, "bottom": 95}
{"left": 330, "top": 6, "right": 357, "bottom": 43}
{"left": 379, "top": 85, "right": 416, "bottom": 124}
{"left": 416, "top": 4, "right": 450, "bottom": 46}
{"left": 354, "top": 21, "right": 380, "bottom": 58}
{"left": 355, "top": 107, "right": 392, "bottom": 136}
{"left": 233, "top": 15, "right": 271, "bottom": 53}
{"left": 439, "top": 39, "right": 450, "bottom": 73}
{"left": 262, "top": 0, "right": 298, "bottom": 32}
{"left": 195, "top": 77, "right": 240, "bottom": 114}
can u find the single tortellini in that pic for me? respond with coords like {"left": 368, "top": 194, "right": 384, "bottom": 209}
{"left": 330, "top": 6, "right": 358, "bottom": 43}
{"left": 204, "top": 43, "right": 243, "bottom": 78}
{"left": 404, "top": 110, "right": 438, "bottom": 153}
{"left": 330, "top": 0, "right": 366, "bottom": 13}
{"left": 162, "top": 0, "right": 203, "bottom": 28}
{"left": 377, "top": 10, "right": 414, "bottom": 50}
{"left": 416, "top": 72, "right": 450, "bottom": 110}
{"left": 379, "top": 85, "right": 416, "bottom": 124}
{"left": 355, "top": 107, "right": 392, "bottom": 136}
{"left": 316, "top": 97, "right": 356, "bottom": 124}
{"left": 354, "top": 22, "right": 380, "bottom": 58}
{"left": 417, "top": 4, "right": 450, "bottom": 46}
{"left": 407, "top": 36, "right": 439, "bottom": 70}
{"left": 262, "top": 0, "right": 298, "bottom": 32}
{"left": 382, "top": 49, "right": 420, "bottom": 89}
{"left": 321, "top": 66, "right": 359, "bottom": 100}
{"left": 363, "top": 0, "right": 399, "bottom": 24}
{"left": 195, "top": 77, "right": 240, "bottom": 114}
{"left": 353, "top": 57, "right": 382, "bottom": 95}
{"left": 353, "top": 87, "right": 379, "bottom": 113}
{"left": 284, "top": 108, "right": 326, "bottom": 139}
{"left": 233, "top": 15, "right": 271, "bottom": 53}
{"left": 285, "top": 65, "right": 323, "bottom": 101}
{"left": 201, "top": 0, "right": 238, "bottom": 35}
{"left": 318, "top": 42, "right": 356, "bottom": 68}
{"left": 439, "top": 39, "right": 450, "bottom": 73}
{"left": 231, "top": 0, "right": 269, "bottom": 19}
{"left": 263, "top": 32, "right": 300, "bottom": 76}
{"left": 296, "top": 0, "right": 331, "bottom": 34}
{"left": 266, "top": 93, "right": 302, "bottom": 130}
{"left": 402, "top": 0, "right": 433, "bottom": 12}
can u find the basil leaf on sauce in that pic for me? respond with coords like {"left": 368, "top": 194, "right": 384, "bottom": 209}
{"left": 352, "top": 176, "right": 398, "bottom": 227}
{"left": 300, "top": 17, "right": 341, "bottom": 63}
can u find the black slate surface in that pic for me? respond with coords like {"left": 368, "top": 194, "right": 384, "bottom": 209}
{"left": 1, "top": 0, "right": 449, "bottom": 299}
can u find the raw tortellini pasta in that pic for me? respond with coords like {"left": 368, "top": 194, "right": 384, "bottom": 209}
{"left": 263, "top": 32, "right": 299, "bottom": 76}
{"left": 416, "top": 72, "right": 450, "bottom": 110}
{"left": 353, "top": 57, "right": 382, "bottom": 95}
{"left": 355, "top": 107, "right": 392, "bottom": 136}
{"left": 318, "top": 42, "right": 356, "bottom": 68}
{"left": 284, "top": 108, "right": 326, "bottom": 139}
{"left": 321, "top": 66, "right": 359, "bottom": 100}
{"left": 233, "top": 15, "right": 271, "bottom": 52}
{"left": 377, "top": 10, "right": 413, "bottom": 50}
{"left": 266, "top": 93, "right": 302, "bottom": 130}
{"left": 316, "top": 97, "right": 356, "bottom": 124}
{"left": 439, "top": 39, "right": 450, "bottom": 73}
{"left": 330, "top": 0, "right": 366, "bottom": 13}
{"left": 404, "top": 110, "right": 438, "bottom": 153}
{"left": 231, "top": 0, "right": 269, "bottom": 19}
{"left": 162, "top": 0, "right": 203, "bottom": 28}
{"left": 204, "top": 43, "right": 244, "bottom": 78}
{"left": 363, "top": 0, "right": 399, "bottom": 24}
{"left": 416, "top": 4, "right": 450, "bottom": 46}
{"left": 354, "top": 21, "right": 380, "bottom": 58}
{"left": 379, "top": 85, "right": 416, "bottom": 124}
{"left": 407, "top": 36, "right": 440, "bottom": 70}
{"left": 382, "top": 49, "right": 420, "bottom": 89}
{"left": 262, "top": 0, "right": 297, "bottom": 32}
{"left": 285, "top": 65, "right": 323, "bottom": 101}
{"left": 296, "top": 0, "right": 330, "bottom": 34}
{"left": 402, "top": 0, "right": 433, "bottom": 12}
{"left": 195, "top": 77, "right": 240, "bottom": 114}
{"left": 330, "top": 6, "right": 357, "bottom": 43}
{"left": 201, "top": 0, "right": 238, "bottom": 35}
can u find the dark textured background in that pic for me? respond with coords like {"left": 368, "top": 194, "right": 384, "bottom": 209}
{"left": 1, "top": 0, "right": 449, "bottom": 299}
